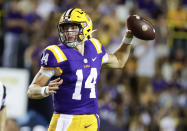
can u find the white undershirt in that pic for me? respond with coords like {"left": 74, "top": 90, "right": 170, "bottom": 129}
{"left": 102, "top": 53, "right": 109, "bottom": 64}
{"left": 39, "top": 69, "right": 55, "bottom": 78}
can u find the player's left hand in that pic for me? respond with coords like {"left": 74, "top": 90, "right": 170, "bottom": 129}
{"left": 48, "top": 77, "right": 63, "bottom": 87}
{"left": 45, "top": 78, "right": 63, "bottom": 95}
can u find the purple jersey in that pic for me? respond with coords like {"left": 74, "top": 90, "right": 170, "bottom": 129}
{"left": 40, "top": 38, "right": 106, "bottom": 115}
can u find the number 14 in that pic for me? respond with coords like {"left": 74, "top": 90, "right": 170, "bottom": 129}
{"left": 72, "top": 68, "right": 97, "bottom": 100}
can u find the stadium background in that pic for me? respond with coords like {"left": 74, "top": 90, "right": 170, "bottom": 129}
{"left": 0, "top": 0, "right": 186, "bottom": 130}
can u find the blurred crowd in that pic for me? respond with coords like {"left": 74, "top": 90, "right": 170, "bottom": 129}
{"left": 0, "top": 0, "right": 187, "bottom": 131}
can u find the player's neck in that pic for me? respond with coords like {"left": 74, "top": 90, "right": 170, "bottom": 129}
{"left": 75, "top": 42, "right": 84, "bottom": 55}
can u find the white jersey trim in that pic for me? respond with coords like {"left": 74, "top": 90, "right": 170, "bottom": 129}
{"left": 39, "top": 69, "right": 55, "bottom": 78}
{"left": 102, "top": 53, "right": 109, "bottom": 64}
{"left": 56, "top": 114, "right": 73, "bottom": 131}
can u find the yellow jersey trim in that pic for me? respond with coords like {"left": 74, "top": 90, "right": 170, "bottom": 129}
{"left": 46, "top": 45, "right": 67, "bottom": 63}
{"left": 41, "top": 66, "right": 63, "bottom": 76}
{"left": 90, "top": 38, "right": 102, "bottom": 54}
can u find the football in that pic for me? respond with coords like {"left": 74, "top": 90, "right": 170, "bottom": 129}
{"left": 127, "top": 15, "right": 155, "bottom": 40}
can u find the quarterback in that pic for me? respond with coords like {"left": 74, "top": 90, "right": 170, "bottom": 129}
{"left": 27, "top": 8, "right": 133, "bottom": 131}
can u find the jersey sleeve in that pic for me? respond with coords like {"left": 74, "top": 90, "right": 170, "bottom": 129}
{"left": 40, "top": 49, "right": 56, "bottom": 68}
{"left": 101, "top": 43, "right": 106, "bottom": 57}
{"left": 89, "top": 38, "right": 106, "bottom": 56}
{"left": 40, "top": 45, "right": 67, "bottom": 76}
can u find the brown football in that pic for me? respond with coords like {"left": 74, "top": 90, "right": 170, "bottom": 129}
{"left": 127, "top": 15, "right": 155, "bottom": 40}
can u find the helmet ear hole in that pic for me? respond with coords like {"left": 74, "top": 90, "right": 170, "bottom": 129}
{"left": 87, "top": 29, "right": 90, "bottom": 32}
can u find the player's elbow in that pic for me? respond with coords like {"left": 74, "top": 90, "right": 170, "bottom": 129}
{"left": 27, "top": 88, "right": 37, "bottom": 99}
{"left": 27, "top": 89, "right": 33, "bottom": 99}
{"left": 113, "top": 54, "right": 128, "bottom": 69}
{"left": 108, "top": 60, "right": 125, "bottom": 69}
{"left": 117, "top": 59, "right": 126, "bottom": 69}
{"left": 117, "top": 64, "right": 125, "bottom": 69}
{"left": 118, "top": 65, "right": 124, "bottom": 69}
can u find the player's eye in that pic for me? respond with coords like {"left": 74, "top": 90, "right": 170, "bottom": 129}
{"left": 71, "top": 25, "right": 79, "bottom": 30}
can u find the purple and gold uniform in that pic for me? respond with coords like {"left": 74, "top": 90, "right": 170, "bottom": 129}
{"left": 40, "top": 38, "right": 105, "bottom": 130}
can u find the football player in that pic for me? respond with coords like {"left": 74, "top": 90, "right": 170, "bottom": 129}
{"left": 0, "top": 81, "right": 6, "bottom": 131}
{"left": 27, "top": 8, "right": 133, "bottom": 131}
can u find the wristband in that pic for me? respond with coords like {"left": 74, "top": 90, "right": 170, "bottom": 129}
{"left": 41, "top": 86, "right": 49, "bottom": 97}
{"left": 122, "top": 36, "right": 133, "bottom": 45}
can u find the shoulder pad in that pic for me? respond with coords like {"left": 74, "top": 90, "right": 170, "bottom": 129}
{"left": 89, "top": 38, "right": 102, "bottom": 54}
{"left": 45, "top": 45, "right": 67, "bottom": 63}
{"left": 41, "top": 45, "right": 67, "bottom": 67}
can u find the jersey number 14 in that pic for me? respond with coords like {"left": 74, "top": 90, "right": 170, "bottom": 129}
{"left": 72, "top": 68, "right": 97, "bottom": 100}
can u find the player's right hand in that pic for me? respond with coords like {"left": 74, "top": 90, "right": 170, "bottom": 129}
{"left": 45, "top": 78, "right": 63, "bottom": 95}
{"left": 125, "top": 30, "right": 133, "bottom": 38}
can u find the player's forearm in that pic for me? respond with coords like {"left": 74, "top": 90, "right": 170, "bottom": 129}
{"left": 113, "top": 43, "right": 131, "bottom": 68}
{"left": 27, "top": 71, "right": 52, "bottom": 99}
{"left": 27, "top": 84, "right": 46, "bottom": 99}
{"left": 112, "top": 30, "right": 133, "bottom": 68}
{"left": 103, "top": 33, "right": 132, "bottom": 69}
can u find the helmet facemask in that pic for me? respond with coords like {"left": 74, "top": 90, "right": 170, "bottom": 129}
{"left": 58, "top": 23, "right": 82, "bottom": 47}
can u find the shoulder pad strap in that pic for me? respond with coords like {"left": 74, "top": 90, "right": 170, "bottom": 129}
{"left": 46, "top": 45, "right": 67, "bottom": 63}
{"left": 90, "top": 38, "right": 102, "bottom": 54}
